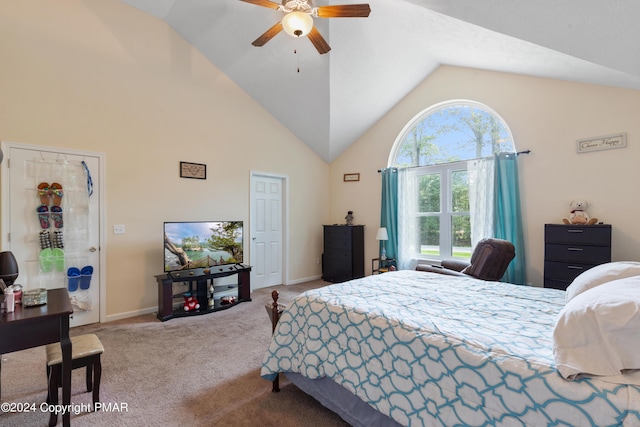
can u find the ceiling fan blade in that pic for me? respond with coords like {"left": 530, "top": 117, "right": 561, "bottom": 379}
{"left": 316, "top": 4, "right": 371, "bottom": 18}
{"left": 252, "top": 22, "right": 283, "bottom": 47}
{"left": 239, "top": 0, "right": 281, "bottom": 10}
{"left": 308, "top": 26, "right": 331, "bottom": 55}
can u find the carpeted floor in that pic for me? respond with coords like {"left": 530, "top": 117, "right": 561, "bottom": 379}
{"left": 0, "top": 280, "right": 351, "bottom": 426}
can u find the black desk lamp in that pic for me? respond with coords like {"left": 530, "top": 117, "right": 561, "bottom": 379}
{"left": 0, "top": 251, "right": 19, "bottom": 291}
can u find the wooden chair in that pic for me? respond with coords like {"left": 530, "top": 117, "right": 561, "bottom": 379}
{"left": 45, "top": 333, "right": 104, "bottom": 426}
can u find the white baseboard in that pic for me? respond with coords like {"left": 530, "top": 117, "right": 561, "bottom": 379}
{"left": 285, "top": 274, "right": 323, "bottom": 285}
{"left": 104, "top": 306, "right": 157, "bottom": 323}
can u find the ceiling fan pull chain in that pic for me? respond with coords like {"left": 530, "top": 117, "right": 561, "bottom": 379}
{"left": 295, "top": 49, "right": 300, "bottom": 73}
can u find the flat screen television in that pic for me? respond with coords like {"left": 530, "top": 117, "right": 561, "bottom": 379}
{"left": 164, "top": 221, "right": 243, "bottom": 273}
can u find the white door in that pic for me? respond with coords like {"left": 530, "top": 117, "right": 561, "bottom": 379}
{"left": 1, "top": 142, "right": 103, "bottom": 327}
{"left": 250, "top": 173, "right": 285, "bottom": 290}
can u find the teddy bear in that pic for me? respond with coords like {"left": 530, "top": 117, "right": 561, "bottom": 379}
{"left": 183, "top": 293, "right": 200, "bottom": 312}
{"left": 562, "top": 200, "right": 598, "bottom": 225}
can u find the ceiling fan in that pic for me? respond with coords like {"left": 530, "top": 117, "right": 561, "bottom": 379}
{"left": 240, "top": 0, "right": 371, "bottom": 54}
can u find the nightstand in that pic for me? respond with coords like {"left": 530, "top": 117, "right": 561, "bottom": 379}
{"left": 372, "top": 258, "right": 396, "bottom": 274}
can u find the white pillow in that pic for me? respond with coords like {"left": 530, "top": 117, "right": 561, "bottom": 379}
{"left": 554, "top": 276, "right": 640, "bottom": 381}
{"left": 565, "top": 261, "right": 640, "bottom": 302}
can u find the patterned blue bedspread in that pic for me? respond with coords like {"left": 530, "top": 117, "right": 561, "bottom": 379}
{"left": 261, "top": 270, "right": 640, "bottom": 426}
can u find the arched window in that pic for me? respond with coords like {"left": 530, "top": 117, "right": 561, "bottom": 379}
{"left": 390, "top": 100, "right": 516, "bottom": 262}
{"left": 390, "top": 100, "right": 515, "bottom": 166}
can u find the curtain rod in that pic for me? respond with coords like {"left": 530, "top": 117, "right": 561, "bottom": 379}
{"left": 378, "top": 150, "right": 531, "bottom": 173}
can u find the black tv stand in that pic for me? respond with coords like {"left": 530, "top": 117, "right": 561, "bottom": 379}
{"left": 155, "top": 264, "right": 251, "bottom": 321}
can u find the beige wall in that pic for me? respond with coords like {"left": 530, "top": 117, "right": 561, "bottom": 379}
{"left": 331, "top": 65, "right": 640, "bottom": 286}
{"left": 0, "top": 0, "right": 330, "bottom": 319}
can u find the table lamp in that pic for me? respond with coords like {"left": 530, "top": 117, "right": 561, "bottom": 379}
{"left": 376, "top": 227, "right": 389, "bottom": 260}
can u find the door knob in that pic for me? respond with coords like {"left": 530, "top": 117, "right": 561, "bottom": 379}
{"left": 89, "top": 246, "right": 97, "bottom": 252}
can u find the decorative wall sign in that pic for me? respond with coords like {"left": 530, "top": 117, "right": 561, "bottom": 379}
{"left": 180, "top": 162, "right": 207, "bottom": 179}
{"left": 576, "top": 133, "right": 627, "bottom": 154}
{"left": 343, "top": 173, "right": 360, "bottom": 182}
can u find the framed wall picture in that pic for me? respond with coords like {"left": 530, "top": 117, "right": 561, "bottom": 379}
{"left": 576, "top": 133, "right": 627, "bottom": 153}
{"left": 343, "top": 173, "right": 360, "bottom": 182}
{"left": 180, "top": 162, "right": 207, "bottom": 179}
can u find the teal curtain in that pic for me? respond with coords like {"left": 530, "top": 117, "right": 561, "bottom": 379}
{"left": 494, "top": 153, "right": 526, "bottom": 284}
{"left": 380, "top": 168, "right": 398, "bottom": 260}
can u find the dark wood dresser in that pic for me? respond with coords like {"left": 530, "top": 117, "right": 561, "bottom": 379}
{"left": 544, "top": 223, "right": 611, "bottom": 290}
{"left": 322, "top": 225, "right": 365, "bottom": 283}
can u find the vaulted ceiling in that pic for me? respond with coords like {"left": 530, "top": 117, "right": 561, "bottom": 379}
{"left": 118, "top": 0, "right": 640, "bottom": 162}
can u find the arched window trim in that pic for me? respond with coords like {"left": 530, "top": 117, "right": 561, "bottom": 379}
{"left": 388, "top": 99, "right": 516, "bottom": 168}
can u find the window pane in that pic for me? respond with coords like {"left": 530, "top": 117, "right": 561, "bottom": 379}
{"left": 420, "top": 216, "right": 440, "bottom": 257}
{"left": 393, "top": 101, "right": 516, "bottom": 168}
{"left": 452, "top": 215, "right": 471, "bottom": 259}
{"left": 419, "top": 174, "right": 440, "bottom": 212}
{"left": 451, "top": 170, "right": 469, "bottom": 212}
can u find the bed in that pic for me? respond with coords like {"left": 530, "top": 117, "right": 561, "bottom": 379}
{"left": 261, "top": 268, "right": 640, "bottom": 426}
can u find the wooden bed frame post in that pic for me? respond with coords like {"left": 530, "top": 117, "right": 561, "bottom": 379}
{"left": 270, "top": 290, "right": 281, "bottom": 392}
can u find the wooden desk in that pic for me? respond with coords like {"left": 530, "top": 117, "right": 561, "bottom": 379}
{"left": 0, "top": 288, "right": 73, "bottom": 427}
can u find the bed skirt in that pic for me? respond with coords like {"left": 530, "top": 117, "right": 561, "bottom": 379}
{"left": 285, "top": 372, "right": 402, "bottom": 427}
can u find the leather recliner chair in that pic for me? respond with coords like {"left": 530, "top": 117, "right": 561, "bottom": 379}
{"left": 416, "top": 238, "right": 515, "bottom": 281}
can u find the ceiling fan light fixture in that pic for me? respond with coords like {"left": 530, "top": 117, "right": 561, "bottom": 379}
{"left": 281, "top": 11, "right": 313, "bottom": 38}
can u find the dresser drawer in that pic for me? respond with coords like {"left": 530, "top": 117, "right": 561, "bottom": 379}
{"left": 324, "top": 226, "right": 352, "bottom": 240}
{"left": 323, "top": 256, "right": 350, "bottom": 271}
{"left": 544, "top": 278, "right": 572, "bottom": 290}
{"left": 544, "top": 224, "right": 611, "bottom": 245}
{"left": 545, "top": 243, "right": 611, "bottom": 264}
{"left": 324, "top": 249, "right": 351, "bottom": 262}
{"left": 324, "top": 237, "right": 352, "bottom": 251}
{"left": 544, "top": 260, "right": 597, "bottom": 282}
{"left": 322, "top": 257, "right": 351, "bottom": 281}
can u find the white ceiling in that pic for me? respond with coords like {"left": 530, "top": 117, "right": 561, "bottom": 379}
{"left": 118, "top": 0, "right": 640, "bottom": 162}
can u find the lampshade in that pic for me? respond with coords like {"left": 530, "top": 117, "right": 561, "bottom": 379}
{"left": 282, "top": 11, "right": 313, "bottom": 38}
{"left": 0, "top": 251, "right": 19, "bottom": 287}
{"left": 376, "top": 227, "right": 389, "bottom": 241}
